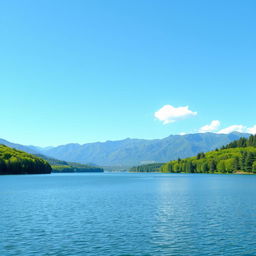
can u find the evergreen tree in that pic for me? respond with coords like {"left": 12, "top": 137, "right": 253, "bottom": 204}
{"left": 209, "top": 160, "right": 217, "bottom": 172}
{"left": 252, "top": 161, "right": 256, "bottom": 173}
{"left": 233, "top": 157, "right": 240, "bottom": 170}
{"left": 245, "top": 152, "right": 255, "bottom": 172}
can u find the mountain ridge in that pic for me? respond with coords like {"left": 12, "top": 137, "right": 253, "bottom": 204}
{"left": 1, "top": 132, "right": 249, "bottom": 167}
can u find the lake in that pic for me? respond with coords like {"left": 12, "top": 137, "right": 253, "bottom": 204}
{"left": 1, "top": 173, "right": 256, "bottom": 256}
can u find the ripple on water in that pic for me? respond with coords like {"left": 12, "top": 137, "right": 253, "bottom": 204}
{"left": 1, "top": 173, "right": 256, "bottom": 256}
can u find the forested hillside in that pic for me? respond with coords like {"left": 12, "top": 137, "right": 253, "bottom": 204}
{"left": 161, "top": 135, "right": 256, "bottom": 174}
{"left": 35, "top": 154, "right": 104, "bottom": 173}
{"left": 0, "top": 145, "right": 52, "bottom": 174}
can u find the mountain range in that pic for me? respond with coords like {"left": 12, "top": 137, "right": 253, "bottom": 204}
{"left": 0, "top": 132, "right": 250, "bottom": 167}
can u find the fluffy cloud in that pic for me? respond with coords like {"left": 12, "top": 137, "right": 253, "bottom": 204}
{"left": 246, "top": 125, "right": 256, "bottom": 134}
{"left": 199, "top": 120, "right": 220, "bottom": 133}
{"left": 208, "top": 124, "right": 256, "bottom": 134}
{"left": 217, "top": 125, "right": 245, "bottom": 134}
{"left": 154, "top": 105, "right": 197, "bottom": 124}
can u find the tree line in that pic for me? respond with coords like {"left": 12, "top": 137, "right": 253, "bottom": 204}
{"left": 130, "top": 163, "right": 163, "bottom": 172}
{"left": 51, "top": 164, "right": 103, "bottom": 173}
{"left": 222, "top": 135, "right": 256, "bottom": 149}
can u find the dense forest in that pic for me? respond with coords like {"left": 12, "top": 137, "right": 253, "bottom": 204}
{"left": 0, "top": 145, "right": 52, "bottom": 174}
{"left": 161, "top": 135, "right": 256, "bottom": 174}
{"left": 130, "top": 163, "right": 164, "bottom": 172}
{"left": 36, "top": 154, "right": 104, "bottom": 173}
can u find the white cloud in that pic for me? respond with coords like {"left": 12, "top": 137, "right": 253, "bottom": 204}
{"left": 217, "top": 125, "right": 246, "bottom": 134}
{"left": 247, "top": 125, "right": 256, "bottom": 134}
{"left": 199, "top": 120, "right": 220, "bottom": 133}
{"left": 154, "top": 105, "right": 197, "bottom": 125}
{"left": 214, "top": 124, "right": 256, "bottom": 134}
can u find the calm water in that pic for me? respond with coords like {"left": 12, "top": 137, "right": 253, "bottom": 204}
{"left": 1, "top": 173, "right": 256, "bottom": 256}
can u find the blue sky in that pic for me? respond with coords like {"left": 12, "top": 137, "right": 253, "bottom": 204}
{"left": 0, "top": 0, "right": 255, "bottom": 146}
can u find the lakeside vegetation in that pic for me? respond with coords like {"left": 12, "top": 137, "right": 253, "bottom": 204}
{"left": 36, "top": 154, "right": 104, "bottom": 173}
{"left": 130, "top": 163, "right": 164, "bottom": 172}
{"left": 0, "top": 145, "right": 52, "bottom": 174}
{"left": 161, "top": 135, "right": 256, "bottom": 174}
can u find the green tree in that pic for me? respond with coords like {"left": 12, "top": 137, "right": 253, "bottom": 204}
{"left": 244, "top": 152, "right": 255, "bottom": 172}
{"left": 224, "top": 159, "right": 235, "bottom": 173}
{"left": 217, "top": 160, "right": 226, "bottom": 172}
{"left": 209, "top": 160, "right": 217, "bottom": 173}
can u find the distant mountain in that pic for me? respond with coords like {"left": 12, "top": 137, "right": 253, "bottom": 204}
{"left": 34, "top": 132, "right": 250, "bottom": 167}
{"left": 0, "top": 139, "right": 38, "bottom": 154}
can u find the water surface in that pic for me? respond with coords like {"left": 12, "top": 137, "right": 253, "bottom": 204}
{"left": 1, "top": 173, "right": 256, "bottom": 256}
